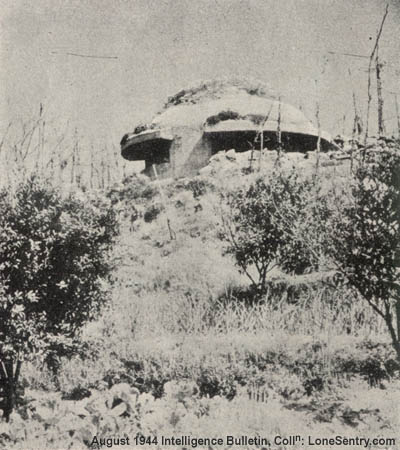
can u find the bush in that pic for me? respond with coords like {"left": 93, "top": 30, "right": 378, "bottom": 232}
{"left": 205, "top": 110, "right": 241, "bottom": 126}
{"left": 220, "top": 170, "right": 321, "bottom": 292}
{"left": 0, "top": 177, "right": 118, "bottom": 420}
{"left": 185, "top": 178, "right": 214, "bottom": 199}
{"left": 107, "top": 174, "right": 158, "bottom": 205}
{"left": 144, "top": 203, "right": 163, "bottom": 223}
{"left": 327, "top": 147, "right": 400, "bottom": 361}
{"left": 53, "top": 334, "right": 398, "bottom": 404}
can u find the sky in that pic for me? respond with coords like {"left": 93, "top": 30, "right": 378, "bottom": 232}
{"left": 0, "top": 0, "right": 399, "bottom": 153}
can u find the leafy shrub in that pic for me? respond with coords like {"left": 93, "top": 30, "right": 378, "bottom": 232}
{"left": 2, "top": 374, "right": 398, "bottom": 450}
{"left": 0, "top": 177, "right": 118, "bottom": 420}
{"left": 220, "top": 171, "right": 320, "bottom": 292}
{"left": 55, "top": 335, "right": 398, "bottom": 406}
{"left": 107, "top": 174, "right": 158, "bottom": 204}
{"left": 205, "top": 110, "right": 241, "bottom": 126}
{"left": 327, "top": 147, "right": 400, "bottom": 361}
{"left": 143, "top": 203, "right": 162, "bottom": 223}
{"left": 185, "top": 178, "right": 214, "bottom": 198}
{"left": 335, "top": 341, "right": 398, "bottom": 387}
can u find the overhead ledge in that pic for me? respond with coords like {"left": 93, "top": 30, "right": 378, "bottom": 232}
{"left": 204, "top": 119, "right": 332, "bottom": 143}
{"left": 121, "top": 128, "right": 174, "bottom": 161}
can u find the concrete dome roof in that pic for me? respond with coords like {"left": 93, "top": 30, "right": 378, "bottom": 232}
{"left": 121, "top": 80, "right": 336, "bottom": 169}
{"left": 152, "top": 87, "right": 331, "bottom": 142}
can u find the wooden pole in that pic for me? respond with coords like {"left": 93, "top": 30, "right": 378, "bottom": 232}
{"left": 76, "top": 135, "right": 81, "bottom": 187}
{"left": 90, "top": 145, "right": 94, "bottom": 189}
{"left": 71, "top": 131, "right": 76, "bottom": 185}
{"left": 395, "top": 94, "right": 400, "bottom": 139}
{"left": 365, "top": 4, "right": 389, "bottom": 144}
{"left": 152, "top": 164, "right": 175, "bottom": 240}
{"left": 315, "top": 100, "right": 321, "bottom": 175}
{"left": 277, "top": 97, "right": 282, "bottom": 165}
{"left": 376, "top": 47, "right": 385, "bottom": 137}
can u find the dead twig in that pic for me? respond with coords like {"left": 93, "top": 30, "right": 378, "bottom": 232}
{"left": 365, "top": 4, "right": 389, "bottom": 144}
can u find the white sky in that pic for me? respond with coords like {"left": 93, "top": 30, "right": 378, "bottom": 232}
{"left": 1, "top": 0, "right": 399, "bottom": 151}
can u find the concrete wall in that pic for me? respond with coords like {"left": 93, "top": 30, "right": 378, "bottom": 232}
{"left": 154, "top": 126, "right": 211, "bottom": 178}
{"left": 141, "top": 125, "right": 333, "bottom": 179}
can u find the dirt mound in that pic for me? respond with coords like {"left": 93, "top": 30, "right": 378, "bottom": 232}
{"left": 162, "top": 77, "right": 275, "bottom": 109}
{"left": 198, "top": 148, "right": 349, "bottom": 180}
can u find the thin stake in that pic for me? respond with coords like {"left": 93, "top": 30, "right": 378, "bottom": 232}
{"left": 348, "top": 68, "right": 363, "bottom": 140}
{"left": 257, "top": 122, "right": 264, "bottom": 171}
{"left": 71, "top": 130, "right": 77, "bottom": 185}
{"left": 315, "top": 100, "right": 321, "bottom": 175}
{"left": 277, "top": 97, "right": 282, "bottom": 164}
{"left": 376, "top": 46, "right": 385, "bottom": 137}
{"left": 365, "top": 4, "right": 389, "bottom": 144}
{"left": 251, "top": 101, "right": 273, "bottom": 172}
{"left": 342, "top": 114, "right": 346, "bottom": 136}
{"left": 90, "top": 145, "right": 94, "bottom": 189}
{"left": 152, "top": 164, "right": 176, "bottom": 240}
{"left": 395, "top": 94, "right": 400, "bottom": 138}
{"left": 76, "top": 134, "right": 81, "bottom": 187}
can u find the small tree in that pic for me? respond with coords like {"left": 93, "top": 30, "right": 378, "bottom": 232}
{"left": 220, "top": 171, "right": 320, "bottom": 293}
{"left": 328, "top": 147, "right": 400, "bottom": 361}
{"left": 0, "top": 177, "right": 118, "bottom": 420}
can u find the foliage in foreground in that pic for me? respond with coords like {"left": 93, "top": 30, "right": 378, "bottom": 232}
{"left": 48, "top": 334, "right": 398, "bottom": 402}
{"left": 220, "top": 171, "right": 324, "bottom": 292}
{"left": 1, "top": 377, "right": 398, "bottom": 450}
{"left": 221, "top": 146, "right": 400, "bottom": 359}
{"left": 2, "top": 138, "right": 400, "bottom": 448}
{"left": 0, "top": 178, "right": 118, "bottom": 420}
{"left": 328, "top": 149, "right": 400, "bottom": 360}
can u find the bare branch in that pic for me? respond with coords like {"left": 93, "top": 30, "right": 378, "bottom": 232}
{"left": 365, "top": 4, "right": 389, "bottom": 143}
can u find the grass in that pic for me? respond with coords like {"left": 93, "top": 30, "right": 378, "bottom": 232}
{"left": 2, "top": 162, "right": 400, "bottom": 449}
